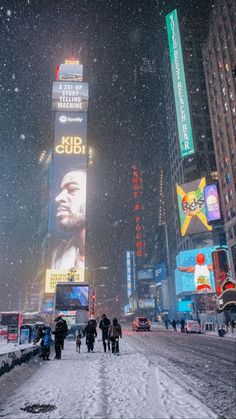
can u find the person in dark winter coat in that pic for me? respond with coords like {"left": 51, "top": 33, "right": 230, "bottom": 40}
{"left": 171, "top": 319, "right": 177, "bottom": 332}
{"left": 52, "top": 316, "right": 68, "bottom": 359}
{"left": 108, "top": 318, "right": 122, "bottom": 355}
{"left": 41, "top": 326, "right": 53, "bottom": 360}
{"left": 84, "top": 320, "right": 97, "bottom": 352}
{"left": 99, "top": 314, "right": 111, "bottom": 352}
{"left": 180, "top": 319, "right": 185, "bottom": 333}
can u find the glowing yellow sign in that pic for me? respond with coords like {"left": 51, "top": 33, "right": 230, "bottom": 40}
{"left": 45, "top": 269, "right": 84, "bottom": 294}
{"left": 65, "top": 59, "right": 80, "bottom": 65}
{"left": 55, "top": 136, "right": 86, "bottom": 154}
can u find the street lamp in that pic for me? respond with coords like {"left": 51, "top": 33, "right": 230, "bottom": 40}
{"left": 85, "top": 266, "right": 108, "bottom": 315}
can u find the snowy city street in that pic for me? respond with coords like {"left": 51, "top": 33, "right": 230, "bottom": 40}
{"left": 1, "top": 1, "right": 236, "bottom": 419}
{"left": 0, "top": 327, "right": 235, "bottom": 419}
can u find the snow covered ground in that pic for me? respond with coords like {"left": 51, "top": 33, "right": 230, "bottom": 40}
{"left": 0, "top": 334, "right": 217, "bottom": 419}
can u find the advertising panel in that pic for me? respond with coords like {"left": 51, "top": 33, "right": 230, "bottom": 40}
{"left": 55, "top": 283, "right": 89, "bottom": 311}
{"left": 58, "top": 63, "right": 83, "bottom": 82}
{"left": 132, "top": 164, "right": 146, "bottom": 258}
{"left": 177, "top": 300, "right": 192, "bottom": 312}
{"left": 137, "top": 269, "right": 154, "bottom": 281}
{"left": 52, "top": 81, "right": 88, "bottom": 112}
{"left": 126, "top": 251, "right": 132, "bottom": 298}
{"left": 154, "top": 263, "right": 167, "bottom": 284}
{"left": 46, "top": 112, "right": 87, "bottom": 294}
{"left": 176, "top": 177, "right": 212, "bottom": 236}
{"left": 212, "top": 248, "right": 236, "bottom": 311}
{"left": 175, "top": 246, "right": 218, "bottom": 295}
{"left": 138, "top": 298, "right": 155, "bottom": 309}
{"left": 203, "top": 183, "right": 221, "bottom": 223}
{"left": 166, "top": 9, "right": 194, "bottom": 158}
{"left": 45, "top": 269, "right": 84, "bottom": 293}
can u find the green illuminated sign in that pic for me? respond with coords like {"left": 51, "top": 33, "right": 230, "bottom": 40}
{"left": 166, "top": 9, "right": 194, "bottom": 158}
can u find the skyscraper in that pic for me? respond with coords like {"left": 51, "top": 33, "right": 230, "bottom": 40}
{"left": 202, "top": 0, "right": 236, "bottom": 280}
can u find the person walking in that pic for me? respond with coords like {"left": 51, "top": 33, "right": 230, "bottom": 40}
{"left": 41, "top": 325, "right": 53, "bottom": 360}
{"left": 180, "top": 319, "right": 185, "bottom": 333}
{"left": 171, "top": 319, "right": 177, "bottom": 332}
{"left": 108, "top": 318, "right": 122, "bottom": 355}
{"left": 164, "top": 319, "right": 169, "bottom": 330}
{"left": 84, "top": 319, "right": 97, "bottom": 352}
{"left": 52, "top": 316, "right": 68, "bottom": 359}
{"left": 99, "top": 314, "right": 111, "bottom": 352}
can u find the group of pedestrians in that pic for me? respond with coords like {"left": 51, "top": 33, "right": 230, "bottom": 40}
{"left": 34, "top": 316, "right": 68, "bottom": 360}
{"left": 34, "top": 314, "right": 122, "bottom": 359}
{"left": 84, "top": 314, "right": 122, "bottom": 355}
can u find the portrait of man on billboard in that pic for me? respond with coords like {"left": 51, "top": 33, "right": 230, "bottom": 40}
{"left": 51, "top": 167, "right": 86, "bottom": 270}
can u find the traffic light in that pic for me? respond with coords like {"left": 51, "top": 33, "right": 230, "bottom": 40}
{"left": 92, "top": 293, "right": 96, "bottom": 301}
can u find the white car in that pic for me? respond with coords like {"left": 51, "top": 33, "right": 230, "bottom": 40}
{"left": 185, "top": 320, "right": 201, "bottom": 333}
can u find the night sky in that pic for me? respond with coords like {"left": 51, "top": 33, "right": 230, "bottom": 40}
{"left": 0, "top": 0, "right": 212, "bottom": 310}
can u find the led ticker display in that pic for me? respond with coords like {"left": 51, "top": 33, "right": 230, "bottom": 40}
{"left": 175, "top": 246, "right": 218, "bottom": 295}
{"left": 166, "top": 9, "right": 194, "bottom": 158}
{"left": 52, "top": 81, "right": 88, "bottom": 112}
{"left": 177, "top": 177, "right": 212, "bottom": 237}
{"left": 132, "top": 164, "right": 146, "bottom": 258}
{"left": 203, "top": 184, "right": 221, "bottom": 223}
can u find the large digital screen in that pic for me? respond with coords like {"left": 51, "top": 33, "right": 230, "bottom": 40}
{"left": 138, "top": 298, "right": 155, "bottom": 309}
{"left": 55, "top": 283, "right": 89, "bottom": 311}
{"left": 58, "top": 63, "right": 83, "bottom": 82}
{"left": 45, "top": 111, "right": 87, "bottom": 294}
{"left": 137, "top": 269, "right": 154, "bottom": 281}
{"left": 175, "top": 246, "right": 218, "bottom": 295}
{"left": 177, "top": 300, "right": 192, "bottom": 312}
{"left": 52, "top": 81, "right": 88, "bottom": 112}
{"left": 176, "top": 177, "right": 212, "bottom": 236}
{"left": 203, "top": 184, "right": 221, "bottom": 223}
{"left": 166, "top": 9, "right": 194, "bottom": 158}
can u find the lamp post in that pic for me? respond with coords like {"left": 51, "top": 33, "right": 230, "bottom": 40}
{"left": 86, "top": 266, "right": 108, "bottom": 315}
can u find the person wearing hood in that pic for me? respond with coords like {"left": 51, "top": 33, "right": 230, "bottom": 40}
{"left": 41, "top": 325, "right": 53, "bottom": 360}
{"left": 99, "top": 314, "right": 111, "bottom": 352}
{"left": 52, "top": 316, "right": 68, "bottom": 359}
{"left": 83, "top": 319, "right": 97, "bottom": 353}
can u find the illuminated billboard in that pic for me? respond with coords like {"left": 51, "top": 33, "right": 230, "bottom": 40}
{"left": 138, "top": 298, "right": 155, "bottom": 309}
{"left": 166, "top": 9, "right": 194, "bottom": 158}
{"left": 137, "top": 269, "right": 154, "bottom": 281}
{"left": 175, "top": 246, "right": 218, "bottom": 295}
{"left": 126, "top": 251, "right": 136, "bottom": 297}
{"left": 154, "top": 263, "right": 167, "bottom": 284}
{"left": 203, "top": 184, "right": 221, "bottom": 223}
{"left": 46, "top": 112, "right": 87, "bottom": 294}
{"left": 52, "top": 81, "right": 88, "bottom": 112}
{"left": 177, "top": 177, "right": 212, "bottom": 236}
{"left": 55, "top": 282, "right": 89, "bottom": 311}
{"left": 132, "top": 164, "right": 146, "bottom": 258}
{"left": 45, "top": 269, "right": 84, "bottom": 294}
{"left": 57, "top": 63, "right": 83, "bottom": 82}
{"left": 177, "top": 300, "right": 192, "bottom": 312}
{"left": 211, "top": 248, "right": 236, "bottom": 311}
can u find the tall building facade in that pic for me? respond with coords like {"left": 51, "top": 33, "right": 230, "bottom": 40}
{"left": 164, "top": 6, "right": 217, "bottom": 259}
{"left": 163, "top": 6, "right": 218, "bottom": 318}
{"left": 202, "top": 0, "right": 236, "bottom": 280}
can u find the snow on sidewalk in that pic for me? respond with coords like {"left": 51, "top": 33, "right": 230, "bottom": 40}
{"left": 0, "top": 336, "right": 217, "bottom": 419}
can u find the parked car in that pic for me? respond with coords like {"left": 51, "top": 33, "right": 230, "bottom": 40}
{"left": 132, "top": 317, "right": 151, "bottom": 331}
{"left": 185, "top": 320, "right": 201, "bottom": 334}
